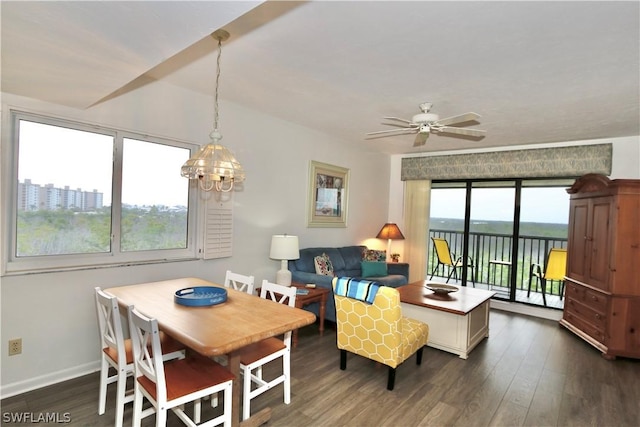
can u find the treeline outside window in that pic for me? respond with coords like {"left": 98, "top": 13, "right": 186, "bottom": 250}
{"left": 5, "top": 111, "right": 198, "bottom": 274}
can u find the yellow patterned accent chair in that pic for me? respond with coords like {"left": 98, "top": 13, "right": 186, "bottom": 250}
{"left": 332, "top": 277, "right": 430, "bottom": 390}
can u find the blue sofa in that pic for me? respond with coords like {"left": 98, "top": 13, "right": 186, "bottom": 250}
{"left": 289, "top": 245, "right": 409, "bottom": 323}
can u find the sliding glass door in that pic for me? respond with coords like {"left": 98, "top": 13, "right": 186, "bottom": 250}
{"left": 516, "top": 182, "right": 570, "bottom": 308}
{"left": 428, "top": 179, "right": 571, "bottom": 309}
{"left": 469, "top": 182, "right": 516, "bottom": 299}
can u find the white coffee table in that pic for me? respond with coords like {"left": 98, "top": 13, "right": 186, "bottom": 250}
{"left": 398, "top": 281, "right": 495, "bottom": 359}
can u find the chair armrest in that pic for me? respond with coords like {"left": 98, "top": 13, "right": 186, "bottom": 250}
{"left": 530, "top": 263, "right": 543, "bottom": 279}
{"left": 387, "top": 262, "right": 409, "bottom": 279}
{"left": 291, "top": 271, "right": 334, "bottom": 289}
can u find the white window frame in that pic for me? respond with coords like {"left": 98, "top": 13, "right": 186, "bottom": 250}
{"left": 2, "top": 110, "right": 202, "bottom": 275}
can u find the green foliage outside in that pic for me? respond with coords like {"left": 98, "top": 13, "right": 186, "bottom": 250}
{"left": 432, "top": 218, "right": 568, "bottom": 238}
{"left": 16, "top": 207, "right": 187, "bottom": 257}
{"left": 429, "top": 218, "right": 568, "bottom": 296}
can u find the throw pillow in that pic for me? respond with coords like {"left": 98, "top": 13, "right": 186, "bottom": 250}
{"left": 314, "top": 253, "right": 335, "bottom": 276}
{"left": 363, "top": 249, "right": 386, "bottom": 262}
{"left": 361, "top": 261, "right": 388, "bottom": 278}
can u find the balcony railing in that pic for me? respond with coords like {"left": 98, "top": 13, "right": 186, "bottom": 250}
{"left": 428, "top": 229, "right": 567, "bottom": 298}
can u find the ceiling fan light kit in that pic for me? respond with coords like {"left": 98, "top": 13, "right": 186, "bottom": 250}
{"left": 366, "top": 102, "right": 486, "bottom": 147}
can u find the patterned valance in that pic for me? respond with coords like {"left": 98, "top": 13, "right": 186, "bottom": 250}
{"left": 401, "top": 144, "right": 612, "bottom": 181}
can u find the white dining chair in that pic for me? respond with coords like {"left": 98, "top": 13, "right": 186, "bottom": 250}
{"left": 224, "top": 270, "right": 255, "bottom": 295}
{"left": 214, "top": 271, "right": 256, "bottom": 370}
{"left": 128, "top": 306, "right": 235, "bottom": 427}
{"left": 94, "top": 287, "right": 185, "bottom": 427}
{"left": 237, "top": 280, "right": 297, "bottom": 420}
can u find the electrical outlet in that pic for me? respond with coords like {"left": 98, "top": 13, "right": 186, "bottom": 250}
{"left": 9, "top": 338, "right": 22, "bottom": 356}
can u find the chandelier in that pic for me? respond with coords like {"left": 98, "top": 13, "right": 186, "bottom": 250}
{"left": 181, "top": 29, "right": 245, "bottom": 192}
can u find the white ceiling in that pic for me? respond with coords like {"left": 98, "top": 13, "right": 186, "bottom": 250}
{"left": 2, "top": 1, "right": 639, "bottom": 155}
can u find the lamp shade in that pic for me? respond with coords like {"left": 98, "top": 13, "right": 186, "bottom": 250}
{"left": 269, "top": 235, "right": 300, "bottom": 260}
{"left": 376, "top": 223, "right": 405, "bottom": 240}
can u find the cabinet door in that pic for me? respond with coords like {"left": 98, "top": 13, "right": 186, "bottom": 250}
{"left": 588, "top": 197, "right": 612, "bottom": 290}
{"left": 567, "top": 198, "right": 589, "bottom": 282}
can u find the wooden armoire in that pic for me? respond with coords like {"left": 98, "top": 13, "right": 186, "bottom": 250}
{"left": 560, "top": 174, "right": 640, "bottom": 359}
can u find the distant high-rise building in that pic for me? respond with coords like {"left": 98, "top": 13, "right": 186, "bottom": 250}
{"left": 17, "top": 180, "right": 103, "bottom": 211}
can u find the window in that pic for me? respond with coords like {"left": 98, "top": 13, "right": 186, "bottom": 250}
{"left": 428, "top": 178, "right": 572, "bottom": 309}
{"left": 4, "top": 111, "right": 198, "bottom": 273}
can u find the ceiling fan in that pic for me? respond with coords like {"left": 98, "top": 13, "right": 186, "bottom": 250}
{"left": 366, "top": 102, "right": 486, "bottom": 146}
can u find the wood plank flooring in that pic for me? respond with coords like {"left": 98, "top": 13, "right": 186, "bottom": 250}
{"left": 3, "top": 310, "right": 639, "bottom": 426}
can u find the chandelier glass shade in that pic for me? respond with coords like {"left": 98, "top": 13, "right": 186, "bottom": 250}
{"left": 181, "top": 29, "right": 244, "bottom": 192}
{"left": 181, "top": 131, "right": 245, "bottom": 192}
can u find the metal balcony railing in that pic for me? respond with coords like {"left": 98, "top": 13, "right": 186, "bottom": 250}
{"left": 428, "top": 229, "right": 568, "bottom": 297}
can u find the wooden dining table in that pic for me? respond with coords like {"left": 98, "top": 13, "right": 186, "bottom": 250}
{"left": 105, "top": 277, "right": 316, "bottom": 427}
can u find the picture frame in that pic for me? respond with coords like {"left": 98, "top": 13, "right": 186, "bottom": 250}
{"left": 307, "top": 161, "right": 349, "bottom": 228}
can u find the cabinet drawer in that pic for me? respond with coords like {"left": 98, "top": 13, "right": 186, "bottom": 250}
{"left": 564, "top": 297, "right": 607, "bottom": 330}
{"left": 565, "top": 282, "right": 608, "bottom": 313}
{"left": 565, "top": 283, "right": 584, "bottom": 300}
{"left": 583, "top": 288, "right": 608, "bottom": 313}
{"left": 563, "top": 310, "right": 606, "bottom": 343}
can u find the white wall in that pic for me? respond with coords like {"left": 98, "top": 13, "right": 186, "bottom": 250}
{"left": 0, "top": 82, "right": 391, "bottom": 397}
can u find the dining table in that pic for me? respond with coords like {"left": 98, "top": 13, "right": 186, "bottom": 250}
{"left": 105, "top": 277, "right": 316, "bottom": 427}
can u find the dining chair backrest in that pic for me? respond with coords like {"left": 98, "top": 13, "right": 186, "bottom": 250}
{"left": 127, "top": 305, "right": 233, "bottom": 427}
{"left": 95, "top": 287, "right": 127, "bottom": 368}
{"left": 260, "top": 280, "right": 296, "bottom": 308}
{"left": 95, "top": 287, "right": 135, "bottom": 427}
{"left": 224, "top": 270, "right": 256, "bottom": 295}
{"left": 239, "top": 280, "right": 298, "bottom": 420}
{"left": 127, "top": 306, "right": 167, "bottom": 403}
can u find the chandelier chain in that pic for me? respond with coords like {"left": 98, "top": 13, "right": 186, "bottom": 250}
{"left": 214, "top": 36, "right": 222, "bottom": 131}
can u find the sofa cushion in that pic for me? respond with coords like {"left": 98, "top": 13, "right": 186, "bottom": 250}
{"left": 338, "top": 246, "right": 366, "bottom": 271}
{"left": 363, "top": 249, "right": 387, "bottom": 262}
{"left": 361, "top": 261, "right": 388, "bottom": 278}
{"left": 314, "top": 253, "right": 335, "bottom": 276}
{"left": 292, "top": 247, "right": 344, "bottom": 274}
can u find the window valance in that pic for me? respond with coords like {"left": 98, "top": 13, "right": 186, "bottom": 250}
{"left": 401, "top": 144, "right": 612, "bottom": 181}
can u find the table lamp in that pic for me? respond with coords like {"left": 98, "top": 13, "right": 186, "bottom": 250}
{"left": 376, "top": 223, "right": 405, "bottom": 261}
{"left": 269, "top": 235, "right": 300, "bottom": 286}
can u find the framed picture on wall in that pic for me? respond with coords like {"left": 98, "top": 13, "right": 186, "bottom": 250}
{"left": 307, "top": 161, "right": 349, "bottom": 227}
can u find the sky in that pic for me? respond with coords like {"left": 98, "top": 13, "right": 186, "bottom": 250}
{"left": 18, "top": 120, "right": 189, "bottom": 207}
{"left": 430, "top": 187, "right": 570, "bottom": 224}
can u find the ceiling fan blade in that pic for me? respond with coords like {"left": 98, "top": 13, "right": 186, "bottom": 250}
{"left": 413, "top": 132, "right": 429, "bottom": 146}
{"left": 436, "top": 126, "right": 486, "bottom": 137}
{"left": 435, "top": 112, "right": 481, "bottom": 126}
{"left": 380, "top": 122, "right": 416, "bottom": 129}
{"left": 366, "top": 128, "right": 418, "bottom": 136}
{"left": 383, "top": 116, "right": 414, "bottom": 125}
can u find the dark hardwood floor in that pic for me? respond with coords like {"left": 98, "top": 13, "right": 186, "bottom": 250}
{"left": 3, "top": 310, "right": 639, "bottom": 426}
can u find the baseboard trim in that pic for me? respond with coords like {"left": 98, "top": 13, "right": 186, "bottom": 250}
{"left": 490, "top": 299, "right": 563, "bottom": 321}
{"left": 1, "top": 361, "right": 100, "bottom": 399}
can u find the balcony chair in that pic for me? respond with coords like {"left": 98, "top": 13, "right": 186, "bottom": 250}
{"left": 236, "top": 280, "right": 297, "bottom": 420}
{"left": 429, "top": 237, "right": 476, "bottom": 286}
{"left": 94, "top": 287, "right": 185, "bottom": 427}
{"left": 529, "top": 247, "right": 567, "bottom": 307}
{"left": 224, "top": 270, "right": 255, "bottom": 295}
{"left": 332, "top": 277, "right": 430, "bottom": 391}
{"left": 127, "top": 306, "right": 234, "bottom": 427}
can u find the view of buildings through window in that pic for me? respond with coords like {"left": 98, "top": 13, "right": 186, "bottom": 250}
{"left": 12, "top": 115, "right": 192, "bottom": 265}
{"left": 17, "top": 179, "right": 104, "bottom": 212}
